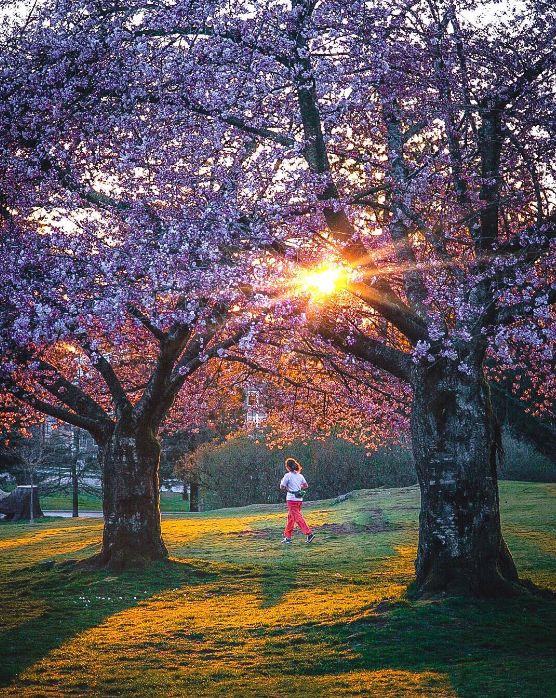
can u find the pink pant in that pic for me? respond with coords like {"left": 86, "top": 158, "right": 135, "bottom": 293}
{"left": 284, "top": 500, "right": 312, "bottom": 537}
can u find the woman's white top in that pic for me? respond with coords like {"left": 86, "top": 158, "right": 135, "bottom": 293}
{"left": 280, "top": 472, "right": 308, "bottom": 501}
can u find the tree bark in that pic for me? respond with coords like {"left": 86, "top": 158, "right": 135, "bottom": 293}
{"left": 411, "top": 362, "right": 519, "bottom": 597}
{"left": 95, "top": 416, "right": 168, "bottom": 571}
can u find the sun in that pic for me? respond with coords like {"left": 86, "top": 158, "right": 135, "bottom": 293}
{"left": 295, "top": 263, "right": 348, "bottom": 300}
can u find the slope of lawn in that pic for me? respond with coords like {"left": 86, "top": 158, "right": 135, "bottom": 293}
{"left": 40, "top": 490, "right": 188, "bottom": 512}
{"left": 0, "top": 481, "right": 554, "bottom": 697}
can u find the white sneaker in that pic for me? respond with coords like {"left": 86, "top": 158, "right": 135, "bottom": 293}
{"left": 282, "top": 537, "right": 292, "bottom": 544}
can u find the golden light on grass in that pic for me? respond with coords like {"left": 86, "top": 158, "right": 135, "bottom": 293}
{"left": 2, "top": 483, "right": 554, "bottom": 697}
{"left": 294, "top": 262, "right": 348, "bottom": 300}
{"left": 7, "top": 542, "right": 413, "bottom": 698}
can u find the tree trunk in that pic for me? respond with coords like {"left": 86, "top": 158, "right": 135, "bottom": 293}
{"left": 96, "top": 416, "right": 168, "bottom": 571}
{"left": 182, "top": 480, "right": 189, "bottom": 501}
{"left": 411, "top": 362, "right": 519, "bottom": 597}
{"left": 189, "top": 482, "right": 200, "bottom": 512}
{"left": 71, "top": 429, "right": 79, "bottom": 518}
{"left": 71, "top": 460, "right": 79, "bottom": 518}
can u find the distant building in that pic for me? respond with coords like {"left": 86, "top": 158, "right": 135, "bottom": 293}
{"left": 245, "top": 386, "right": 267, "bottom": 428}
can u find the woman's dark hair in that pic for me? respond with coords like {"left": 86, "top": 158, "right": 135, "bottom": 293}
{"left": 285, "top": 457, "right": 302, "bottom": 473}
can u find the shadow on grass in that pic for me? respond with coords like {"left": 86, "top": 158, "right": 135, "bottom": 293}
{"left": 259, "top": 555, "right": 300, "bottom": 608}
{"left": 0, "top": 558, "right": 216, "bottom": 687}
{"left": 276, "top": 594, "right": 556, "bottom": 697}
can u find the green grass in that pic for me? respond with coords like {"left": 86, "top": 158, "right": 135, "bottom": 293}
{"left": 0, "top": 481, "right": 554, "bottom": 697}
{"left": 40, "top": 490, "right": 189, "bottom": 512}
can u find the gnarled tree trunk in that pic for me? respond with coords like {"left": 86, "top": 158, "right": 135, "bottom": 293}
{"left": 412, "top": 361, "right": 519, "bottom": 597}
{"left": 96, "top": 416, "right": 168, "bottom": 571}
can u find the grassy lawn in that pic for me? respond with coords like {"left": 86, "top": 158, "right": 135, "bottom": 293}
{"left": 0, "top": 481, "right": 554, "bottom": 697}
{"left": 40, "top": 490, "right": 189, "bottom": 512}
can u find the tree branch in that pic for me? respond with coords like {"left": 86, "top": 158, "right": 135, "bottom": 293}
{"left": 285, "top": 5, "right": 425, "bottom": 342}
{"left": 33, "top": 359, "right": 109, "bottom": 425}
{"left": 185, "top": 101, "right": 295, "bottom": 147}
{"left": 6, "top": 382, "right": 110, "bottom": 439}
{"left": 167, "top": 327, "right": 243, "bottom": 397}
{"left": 379, "top": 93, "right": 430, "bottom": 314}
{"left": 486, "top": 32, "right": 556, "bottom": 110}
{"left": 494, "top": 288, "right": 556, "bottom": 327}
{"left": 348, "top": 279, "right": 428, "bottom": 343}
{"left": 315, "top": 318, "right": 412, "bottom": 382}
{"left": 127, "top": 303, "right": 167, "bottom": 342}
{"left": 132, "top": 321, "right": 195, "bottom": 427}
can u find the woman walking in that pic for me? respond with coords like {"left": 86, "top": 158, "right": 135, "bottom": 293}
{"left": 280, "top": 457, "right": 315, "bottom": 544}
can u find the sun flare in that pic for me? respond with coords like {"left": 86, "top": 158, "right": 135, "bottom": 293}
{"left": 295, "top": 263, "right": 348, "bottom": 300}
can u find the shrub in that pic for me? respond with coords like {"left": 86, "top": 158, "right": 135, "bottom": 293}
{"left": 195, "top": 436, "right": 417, "bottom": 509}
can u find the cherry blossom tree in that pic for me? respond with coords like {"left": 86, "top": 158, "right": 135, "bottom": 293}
{"left": 0, "top": 4, "right": 266, "bottom": 568}
{"left": 2, "top": 0, "right": 555, "bottom": 594}
{"left": 0, "top": 208, "right": 253, "bottom": 568}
